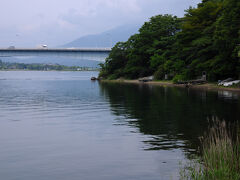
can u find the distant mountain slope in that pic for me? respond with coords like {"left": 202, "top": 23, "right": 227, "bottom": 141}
{"left": 62, "top": 24, "right": 140, "bottom": 48}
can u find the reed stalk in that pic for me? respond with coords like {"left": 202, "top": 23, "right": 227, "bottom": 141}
{"left": 180, "top": 118, "right": 240, "bottom": 180}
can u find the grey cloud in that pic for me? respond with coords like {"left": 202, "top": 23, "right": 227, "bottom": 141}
{"left": 0, "top": 0, "right": 201, "bottom": 47}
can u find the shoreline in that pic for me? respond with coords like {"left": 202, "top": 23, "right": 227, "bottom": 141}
{"left": 101, "top": 79, "right": 240, "bottom": 93}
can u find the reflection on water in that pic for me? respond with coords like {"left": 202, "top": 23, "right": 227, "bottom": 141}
{"left": 0, "top": 71, "right": 239, "bottom": 180}
{"left": 218, "top": 90, "right": 239, "bottom": 100}
{"left": 100, "top": 82, "right": 240, "bottom": 152}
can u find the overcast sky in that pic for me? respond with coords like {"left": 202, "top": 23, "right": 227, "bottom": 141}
{"left": 0, "top": 0, "right": 201, "bottom": 47}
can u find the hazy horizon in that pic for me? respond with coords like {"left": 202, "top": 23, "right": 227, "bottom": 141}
{"left": 0, "top": 0, "right": 201, "bottom": 48}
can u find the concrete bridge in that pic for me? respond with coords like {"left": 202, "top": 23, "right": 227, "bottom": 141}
{"left": 0, "top": 48, "right": 111, "bottom": 61}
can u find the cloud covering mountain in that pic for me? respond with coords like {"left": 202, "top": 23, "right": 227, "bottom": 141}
{"left": 0, "top": 0, "right": 201, "bottom": 47}
{"left": 62, "top": 24, "right": 141, "bottom": 48}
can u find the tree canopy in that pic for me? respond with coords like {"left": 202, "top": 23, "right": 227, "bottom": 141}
{"left": 99, "top": 0, "right": 240, "bottom": 81}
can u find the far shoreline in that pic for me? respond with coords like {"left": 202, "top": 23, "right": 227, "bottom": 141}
{"left": 0, "top": 69, "right": 99, "bottom": 72}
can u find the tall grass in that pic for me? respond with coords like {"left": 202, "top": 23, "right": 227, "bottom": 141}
{"left": 180, "top": 118, "right": 240, "bottom": 180}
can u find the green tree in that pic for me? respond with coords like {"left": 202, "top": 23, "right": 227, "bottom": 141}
{"left": 100, "top": 14, "right": 180, "bottom": 79}
{"left": 213, "top": 0, "right": 240, "bottom": 79}
{"left": 99, "top": 42, "right": 129, "bottom": 79}
{"left": 99, "top": 0, "right": 240, "bottom": 81}
{"left": 176, "top": 0, "right": 223, "bottom": 80}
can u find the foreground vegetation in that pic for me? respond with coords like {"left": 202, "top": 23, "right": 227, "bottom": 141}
{"left": 180, "top": 119, "right": 240, "bottom": 180}
{"left": 0, "top": 60, "right": 97, "bottom": 71}
{"left": 99, "top": 0, "right": 240, "bottom": 82}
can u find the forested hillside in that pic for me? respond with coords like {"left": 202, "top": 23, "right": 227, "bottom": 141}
{"left": 99, "top": 0, "right": 240, "bottom": 81}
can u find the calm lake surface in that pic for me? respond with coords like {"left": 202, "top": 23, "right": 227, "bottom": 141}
{"left": 0, "top": 71, "right": 239, "bottom": 180}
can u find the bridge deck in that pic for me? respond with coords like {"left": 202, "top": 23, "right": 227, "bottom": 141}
{"left": 0, "top": 48, "right": 111, "bottom": 61}
{"left": 0, "top": 48, "right": 111, "bottom": 52}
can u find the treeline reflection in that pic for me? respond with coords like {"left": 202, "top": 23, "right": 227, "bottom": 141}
{"left": 99, "top": 82, "right": 240, "bottom": 153}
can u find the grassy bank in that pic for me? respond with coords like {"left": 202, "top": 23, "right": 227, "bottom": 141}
{"left": 180, "top": 119, "right": 240, "bottom": 180}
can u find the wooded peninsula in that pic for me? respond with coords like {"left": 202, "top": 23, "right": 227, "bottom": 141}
{"left": 99, "top": 0, "right": 240, "bottom": 82}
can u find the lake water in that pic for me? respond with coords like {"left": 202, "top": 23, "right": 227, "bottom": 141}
{"left": 0, "top": 71, "right": 239, "bottom": 180}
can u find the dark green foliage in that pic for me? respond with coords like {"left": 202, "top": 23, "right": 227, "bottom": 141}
{"left": 99, "top": 42, "right": 128, "bottom": 79}
{"left": 99, "top": 0, "right": 240, "bottom": 81}
{"left": 153, "top": 65, "right": 165, "bottom": 80}
{"left": 213, "top": 0, "right": 240, "bottom": 79}
{"left": 172, "top": 74, "right": 186, "bottom": 84}
{"left": 99, "top": 14, "right": 180, "bottom": 79}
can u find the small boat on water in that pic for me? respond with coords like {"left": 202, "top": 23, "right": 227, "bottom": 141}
{"left": 91, "top": 77, "right": 97, "bottom": 81}
{"left": 138, "top": 76, "right": 153, "bottom": 82}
